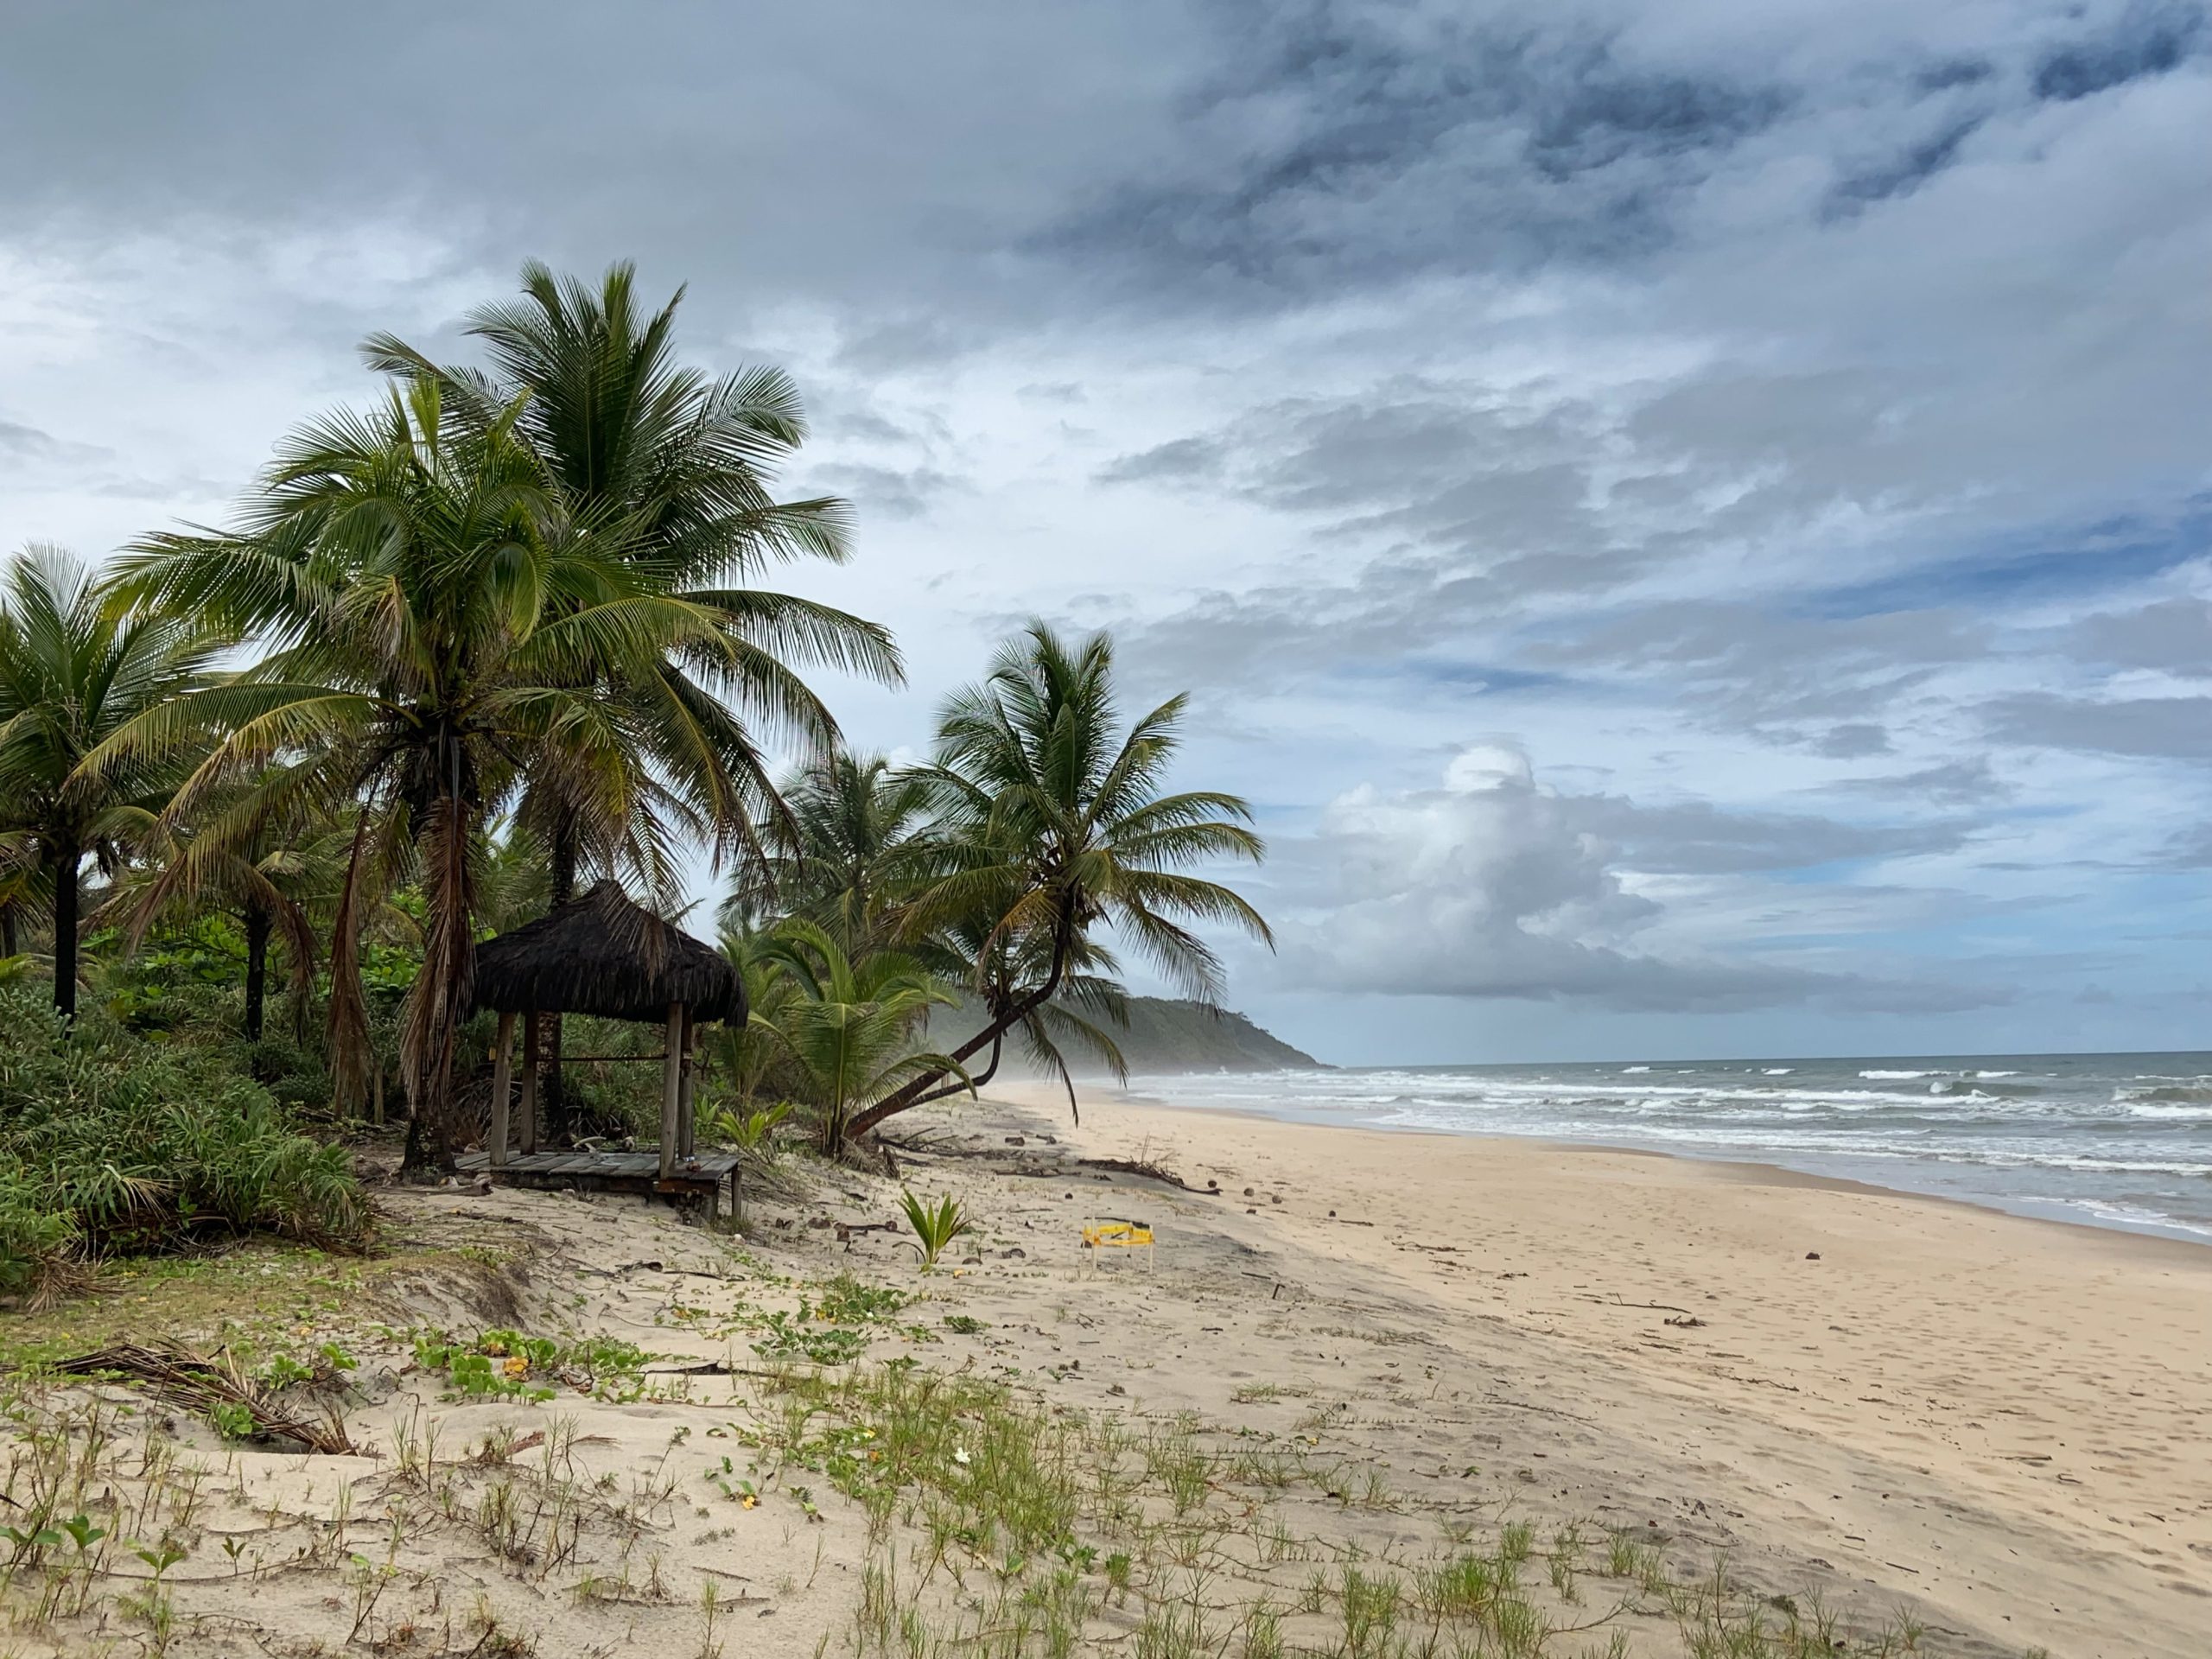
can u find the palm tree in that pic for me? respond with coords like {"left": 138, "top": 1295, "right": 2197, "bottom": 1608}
{"left": 843, "top": 622, "right": 1273, "bottom": 1145}
{"left": 105, "top": 766, "right": 336, "bottom": 1043}
{"left": 751, "top": 919, "right": 970, "bottom": 1154}
{"left": 365, "top": 261, "right": 901, "bottom": 1135}
{"left": 99, "top": 375, "right": 735, "bottom": 1170}
{"left": 0, "top": 549, "right": 223, "bottom": 1018}
{"left": 722, "top": 748, "right": 938, "bottom": 951}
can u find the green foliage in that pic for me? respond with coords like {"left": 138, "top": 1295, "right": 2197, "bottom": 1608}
{"left": 0, "top": 988, "right": 365, "bottom": 1299}
{"left": 898, "top": 1189, "right": 976, "bottom": 1270}
{"left": 409, "top": 1326, "right": 654, "bottom": 1403}
{"left": 750, "top": 919, "right": 969, "bottom": 1152}
{"left": 748, "top": 1274, "right": 910, "bottom": 1364}
{"left": 698, "top": 1097, "right": 793, "bottom": 1158}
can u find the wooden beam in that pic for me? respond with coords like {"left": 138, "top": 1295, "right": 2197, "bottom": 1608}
{"left": 518, "top": 1011, "right": 541, "bottom": 1155}
{"left": 677, "top": 1007, "right": 698, "bottom": 1159}
{"left": 487, "top": 1010, "right": 516, "bottom": 1169}
{"left": 658, "top": 1001, "right": 684, "bottom": 1181}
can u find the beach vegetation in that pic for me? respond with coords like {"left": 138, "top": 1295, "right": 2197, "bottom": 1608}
{"left": 897, "top": 1188, "right": 975, "bottom": 1269}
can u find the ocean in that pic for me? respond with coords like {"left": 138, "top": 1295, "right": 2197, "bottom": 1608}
{"left": 1125, "top": 1052, "right": 2212, "bottom": 1244}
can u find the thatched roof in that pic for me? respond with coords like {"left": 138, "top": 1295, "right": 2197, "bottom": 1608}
{"left": 471, "top": 881, "right": 742, "bottom": 1023}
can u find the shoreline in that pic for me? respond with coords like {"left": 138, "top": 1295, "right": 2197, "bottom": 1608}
{"left": 1098, "top": 1071, "right": 2212, "bottom": 1249}
{"left": 983, "top": 1077, "right": 2212, "bottom": 1655}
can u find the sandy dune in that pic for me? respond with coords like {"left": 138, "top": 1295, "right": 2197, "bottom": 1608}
{"left": 6, "top": 1084, "right": 2204, "bottom": 1657}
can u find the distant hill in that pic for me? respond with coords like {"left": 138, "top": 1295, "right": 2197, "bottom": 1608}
{"left": 928, "top": 995, "right": 1322, "bottom": 1076}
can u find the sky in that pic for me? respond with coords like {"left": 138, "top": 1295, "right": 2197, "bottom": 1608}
{"left": 3, "top": 1, "right": 2211, "bottom": 1065}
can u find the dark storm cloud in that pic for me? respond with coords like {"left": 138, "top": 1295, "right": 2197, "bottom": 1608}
{"left": 2032, "top": 1, "right": 2204, "bottom": 100}
{"left": 1041, "top": 4, "right": 1791, "bottom": 294}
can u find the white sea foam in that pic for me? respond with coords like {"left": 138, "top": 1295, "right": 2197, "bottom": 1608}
{"left": 1861, "top": 1069, "right": 1932, "bottom": 1079}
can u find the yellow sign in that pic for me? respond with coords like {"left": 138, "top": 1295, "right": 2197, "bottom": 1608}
{"left": 1083, "top": 1221, "right": 1153, "bottom": 1249}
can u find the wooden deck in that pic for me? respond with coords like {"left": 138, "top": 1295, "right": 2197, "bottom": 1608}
{"left": 454, "top": 1149, "right": 741, "bottom": 1216}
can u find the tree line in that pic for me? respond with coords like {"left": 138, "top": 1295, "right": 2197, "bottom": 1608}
{"left": 0, "top": 262, "right": 1271, "bottom": 1173}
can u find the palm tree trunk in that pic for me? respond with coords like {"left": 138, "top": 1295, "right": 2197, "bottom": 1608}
{"left": 49, "top": 838, "right": 80, "bottom": 1021}
{"left": 2, "top": 904, "right": 16, "bottom": 958}
{"left": 400, "top": 752, "right": 479, "bottom": 1177}
{"left": 543, "top": 820, "right": 577, "bottom": 1142}
{"left": 243, "top": 901, "right": 271, "bottom": 1044}
{"left": 845, "top": 910, "right": 1075, "bottom": 1141}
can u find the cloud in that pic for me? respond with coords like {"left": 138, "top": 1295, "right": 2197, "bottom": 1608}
{"left": 1984, "top": 692, "right": 2212, "bottom": 759}
{"left": 1262, "top": 747, "right": 1985, "bottom": 1012}
{"left": 3, "top": 0, "right": 2209, "bottom": 1057}
{"left": 810, "top": 463, "right": 959, "bottom": 522}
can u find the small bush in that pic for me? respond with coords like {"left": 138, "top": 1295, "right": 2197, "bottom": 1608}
{"left": 0, "top": 989, "right": 367, "bottom": 1299}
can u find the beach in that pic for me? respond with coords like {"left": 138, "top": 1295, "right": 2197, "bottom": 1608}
{"left": 991, "top": 1080, "right": 2212, "bottom": 1655}
{"left": 10, "top": 1082, "right": 2207, "bottom": 1658}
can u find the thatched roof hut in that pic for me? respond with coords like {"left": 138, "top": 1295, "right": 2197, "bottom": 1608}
{"left": 472, "top": 880, "right": 741, "bottom": 1025}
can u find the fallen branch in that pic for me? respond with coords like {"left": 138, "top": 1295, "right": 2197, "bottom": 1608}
{"left": 1077, "top": 1157, "right": 1220, "bottom": 1195}
{"left": 59, "top": 1343, "right": 355, "bottom": 1455}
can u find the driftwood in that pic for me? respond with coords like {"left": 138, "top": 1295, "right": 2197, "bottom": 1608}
{"left": 59, "top": 1343, "right": 356, "bottom": 1455}
{"left": 1077, "top": 1157, "right": 1221, "bottom": 1195}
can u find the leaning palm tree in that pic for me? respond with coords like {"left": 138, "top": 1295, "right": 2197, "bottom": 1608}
{"left": 366, "top": 260, "right": 901, "bottom": 1134}
{"left": 0, "top": 548, "right": 224, "bottom": 1018}
{"left": 99, "top": 375, "right": 738, "bottom": 1171}
{"left": 751, "top": 919, "right": 970, "bottom": 1154}
{"left": 843, "top": 622, "right": 1273, "bottom": 1145}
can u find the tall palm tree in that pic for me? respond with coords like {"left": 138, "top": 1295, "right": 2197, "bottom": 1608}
{"left": 722, "top": 748, "right": 938, "bottom": 950}
{"left": 99, "top": 376, "right": 735, "bottom": 1170}
{"left": 0, "top": 548, "right": 224, "bottom": 1018}
{"left": 366, "top": 261, "right": 901, "bottom": 1134}
{"left": 843, "top": 622, "right": 1273, "bottom": 1145}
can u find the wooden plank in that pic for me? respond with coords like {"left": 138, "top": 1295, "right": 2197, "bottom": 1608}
{"left": 518, "top": 1012, "right": 540, "bottom": 1155}
{"left": 658, "top": 1002, "right": 684, "bottom": 1183}
{"left": 487, "top": 1011, "right": 516, "bottom": 1170}
{"left": 677, "top": 1009, "right": 697, "bottom": 1160}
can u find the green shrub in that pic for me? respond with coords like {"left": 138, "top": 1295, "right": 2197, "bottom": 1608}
{"left": 0, "top": 988, "right": 367, "bottom": 1298}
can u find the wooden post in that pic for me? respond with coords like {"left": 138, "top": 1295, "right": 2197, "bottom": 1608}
{"left": 518, "top": 1011, "right": 541, "bottom": 1155}
{"left": 372, "top": 1064, "right": 385, "bottom": 1128}
{"left": 658, "top": 1001, "right": 684, "bottom": 1182}
{"left": 677, "top": 1008, "right": 698, "bottom": 1160}
{"left": 487, "top": 1010, "right": 516, "bottom": 1169}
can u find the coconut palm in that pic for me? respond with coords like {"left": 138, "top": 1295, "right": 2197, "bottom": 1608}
{"left": 722, "top": 748, "right": 938, "bottom": 951}
{"left": 750, "top": 919, "right": 969, "bottom": 1154}
{"left": 842, "top": 622, "right": 1273, "bottom": 1144}
{"left": 0, "top": 548, "right": 225, "bottom": 1018}
{"left": 365, "top": 261, "right": 901, "bottom": 1135}
{"left": 104, "top": 766, "right": 339, "bottom": 1043}
{"left": 99, "top": 375, "right": 739, "bottom": 1170}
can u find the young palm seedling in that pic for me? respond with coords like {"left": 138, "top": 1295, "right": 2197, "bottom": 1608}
{"left": 898, "top": 1190, "right": 976, "bottom": 1271}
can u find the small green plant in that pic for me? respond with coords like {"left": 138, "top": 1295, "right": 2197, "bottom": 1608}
{"left": 897, "top": 1189, "right": 975, "bottom": 1270}
{"left": 943, "top": 1314, "right": 988, "bottom": 1336}
{"left": 701, "top": 1098, "right": 794, "bottom": 1157}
